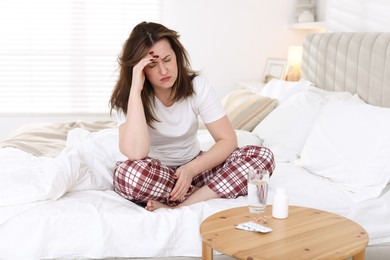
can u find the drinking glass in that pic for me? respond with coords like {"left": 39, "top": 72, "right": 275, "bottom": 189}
{"left": 247, "top": 169, "right": 269, "bottom": 214}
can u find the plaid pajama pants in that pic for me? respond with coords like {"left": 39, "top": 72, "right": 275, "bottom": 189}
{"left": 113, "top": 145, "right": 275, "bottom": 206}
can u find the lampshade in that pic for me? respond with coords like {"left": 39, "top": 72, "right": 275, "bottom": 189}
{"left": 287, "top": 46, "right": 303, "bottom": 66}
{"left": 285, "top": 46, "right": 303, "bottom": 81}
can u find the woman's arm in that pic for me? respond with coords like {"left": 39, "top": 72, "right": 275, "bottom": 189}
{"left": 170, "top": 115, "right": 237, "bottom": 200}
{"left": 191, "top": 115, "right": 238, "bottom": 172}
{"left": 118, "top": 56, "right": 155, "bottom": 160}
{"left": 118, "top": 93, "right": 150, "bottom": 160}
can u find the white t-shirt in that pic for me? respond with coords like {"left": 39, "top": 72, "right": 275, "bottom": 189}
{"left": 117, "top": 75, "right": 225, "bottom": 166}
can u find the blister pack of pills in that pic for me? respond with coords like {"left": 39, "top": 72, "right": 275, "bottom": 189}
{"left": 235, "top": 221, "right": 273, "bottom": 233}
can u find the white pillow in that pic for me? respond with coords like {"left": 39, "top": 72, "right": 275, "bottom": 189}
{"left": 295, "top": 96, "right": 390, "bottom": 202}
{"left": 252, "top": 90, "right": 327, "bottom": 162}
{"left": 307, "top": 85, "right": 360, "bottom": 102}
{"left": 258, "top": 79, "right": 312, "bottom": 102}
{"left": 197, "top": 129, "right": 263, "bottom": 151}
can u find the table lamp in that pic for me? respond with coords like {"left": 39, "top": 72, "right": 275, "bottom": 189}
{"left": 285, "top": 46, "right": 303, "bottom": 81}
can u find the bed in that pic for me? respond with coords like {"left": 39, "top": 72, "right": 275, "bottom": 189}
{"left": 0, "top": 32, "right": 389, "bottom": 260}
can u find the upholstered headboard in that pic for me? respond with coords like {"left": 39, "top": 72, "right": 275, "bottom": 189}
{"left": 301, "top": 33, "right": 390, "bottom": 107}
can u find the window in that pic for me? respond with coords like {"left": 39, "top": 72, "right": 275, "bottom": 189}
{"left": 0, "top": 0, "right": 161, "bottom": 114}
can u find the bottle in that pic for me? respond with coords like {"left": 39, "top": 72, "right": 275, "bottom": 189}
{"left": 272, "top": 188, "right": 289, "bottom": 219}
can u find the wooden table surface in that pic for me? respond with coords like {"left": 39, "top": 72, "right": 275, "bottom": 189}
{"left": 200, "top": 206, "right": 368, "bottom": 260}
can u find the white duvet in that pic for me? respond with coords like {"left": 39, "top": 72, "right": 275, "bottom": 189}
{"left": 0, "top": 128, "right": 116, "bottom": 208}
{"left": 0, "top": 127, "right": 390, "bottom": 259}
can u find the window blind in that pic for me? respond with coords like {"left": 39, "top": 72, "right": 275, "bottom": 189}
{"left": 0, "top": 0, "right": 161, "bottom": 114}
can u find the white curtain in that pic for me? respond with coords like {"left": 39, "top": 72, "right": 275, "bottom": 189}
{"left": 0, "top": 0, "right": 161, "bottom": 114}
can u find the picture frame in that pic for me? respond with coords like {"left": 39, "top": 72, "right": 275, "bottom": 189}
{"left": 263, "top": 58, "right": 287, "bottom": 83}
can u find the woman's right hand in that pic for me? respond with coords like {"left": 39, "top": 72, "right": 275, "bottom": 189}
{"left": 130, "top": 52, "right": 158, "bottom": 94}
{"left": 119, "top": 52, "right": 157, "bottom": 160}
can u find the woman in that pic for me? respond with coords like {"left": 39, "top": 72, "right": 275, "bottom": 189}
{"left": 110, "top": 21, "right": 275, "bottom": 211}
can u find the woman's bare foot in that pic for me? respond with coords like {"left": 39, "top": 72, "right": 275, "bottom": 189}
{"left": 145, "top": 186, "right": 219, "bottom": 211}
{"left": 145, "top": 200, "right": 171, "bottom": 211}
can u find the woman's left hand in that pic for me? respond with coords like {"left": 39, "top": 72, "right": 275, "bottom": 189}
{"left": 170, "top": 166, "right": 194, "bottom": 201}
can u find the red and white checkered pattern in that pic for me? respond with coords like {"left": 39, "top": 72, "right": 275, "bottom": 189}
{"left": 113, "top": 145, "right": 275, "bottom": 206}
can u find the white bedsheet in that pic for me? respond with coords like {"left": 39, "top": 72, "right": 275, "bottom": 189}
{"left": 0, "top": 189, "right": 248, "bottom": 259}
{"left": 268, "top": 163, "right": 390, "bottom": 246}
{"left": 0, "top": 129, "right": 389, "bottom": 258}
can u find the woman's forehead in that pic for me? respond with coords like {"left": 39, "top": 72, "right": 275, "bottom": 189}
{"left": 149, "top": 39, "right": 174, "bottom": 55}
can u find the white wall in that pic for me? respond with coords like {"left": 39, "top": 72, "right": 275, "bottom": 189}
{"left": 161, "top": 0, "right": 311, "bottom": 98}
{"left": 326, "top": 0, "right": 390, "bottom": 32}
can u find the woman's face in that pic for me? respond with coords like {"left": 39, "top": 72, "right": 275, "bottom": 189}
{"left": 144, "top": 39, "right": 178, "bottom": 91}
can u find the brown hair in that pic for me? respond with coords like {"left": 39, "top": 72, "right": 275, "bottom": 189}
{"left": 109, "top": 21, "right": 198, "bottom": 127}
